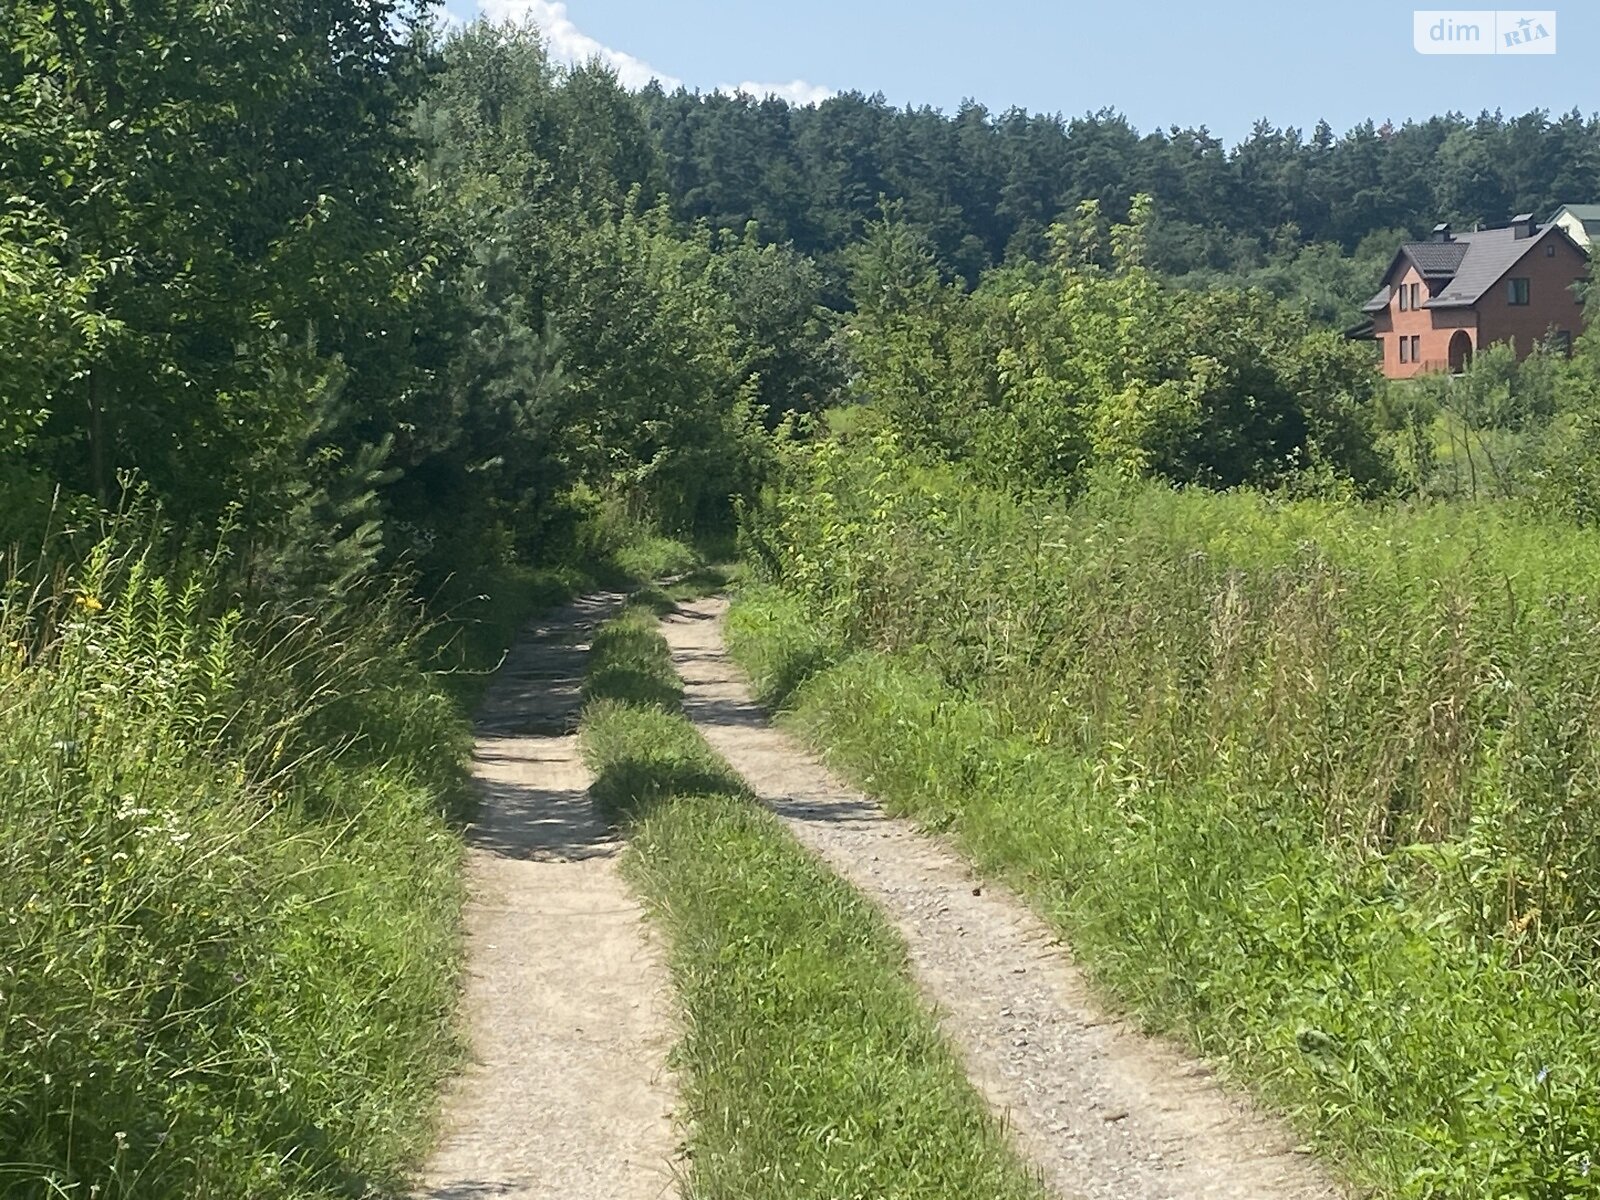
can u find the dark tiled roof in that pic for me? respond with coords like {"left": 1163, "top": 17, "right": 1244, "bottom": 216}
{"left": 1400, "top": 241, "right": 1469, "bottom": 277}
{"left": 1361, "top": 285, "right": 1391, "bottom": 314}
{"left": 1377, "top": 223, "right": 1583, "bottom": 312}
{"left": 1422, "top": 226, "right": 1549, "bottom": 308}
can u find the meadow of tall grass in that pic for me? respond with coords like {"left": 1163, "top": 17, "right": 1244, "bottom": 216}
{"left": 0, "top": 486, "right": 704, "bottom": 1198}
{"left": 733, "top": 432, "right": 1600, "bottom": 1197}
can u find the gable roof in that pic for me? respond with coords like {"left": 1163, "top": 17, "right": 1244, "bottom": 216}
{"left": 1552, "top": 203, "right": 1600, "bottom": 222}
{"left": 1423, "top": 225, "right": 1568, "bottom": 308}
{"left": 1370, "top": 222, "right": 1586, "bottom": 314}
{"left": 1403, "top": 240, "right": 1470, "bottom": 277}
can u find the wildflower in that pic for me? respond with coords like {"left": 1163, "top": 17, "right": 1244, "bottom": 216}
{"left": 76, "top": 595, "right": 103, "bottom": 613}
{"left": 1536, "top": 1066, "right": 1551, "bottom": 1086}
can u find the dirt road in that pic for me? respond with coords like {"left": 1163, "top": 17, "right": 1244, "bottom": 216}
{"left": 662, "top": 596, "right": 1343, "bottom": 1200}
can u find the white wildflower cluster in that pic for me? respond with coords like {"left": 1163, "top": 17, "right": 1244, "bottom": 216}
{"left": 115, "top": 794, "right": 191, "bottom": 849}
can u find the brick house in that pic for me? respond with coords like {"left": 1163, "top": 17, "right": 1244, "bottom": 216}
{"left": 1360, "top": 216, "right": 1588, "bottom": 379}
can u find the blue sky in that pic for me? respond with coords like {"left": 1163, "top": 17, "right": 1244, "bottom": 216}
{"left": 443, "top": 2, "right": 1600, "bottom": 143}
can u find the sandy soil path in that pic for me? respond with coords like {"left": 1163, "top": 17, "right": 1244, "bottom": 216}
{"left": 416, "top": 593, "right": 678, "bottom": 1200}
{"left": 663, "top": 596, "right": 1343, "bottom": 1200}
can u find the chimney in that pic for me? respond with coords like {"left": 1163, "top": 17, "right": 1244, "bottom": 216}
{"left": 1433, "top": 222, "right": 1453, "bottom": 242}
{"left": 1512, "top": 212, "right": 1538, "bottom": 239}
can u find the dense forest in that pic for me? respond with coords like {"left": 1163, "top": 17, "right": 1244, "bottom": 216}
{"left": 642, "top": 92, "right": 1600, "bottom": 316}
{"left": 0, "top": 11, "right": 841, "bottom": 588}
{"left": 6, "top": 0, "right": 1600, "bottom": 1195}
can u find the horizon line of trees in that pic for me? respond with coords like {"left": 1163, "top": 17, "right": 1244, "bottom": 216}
{"left": 639, "top": 90, "right": 1600, "bottom": 317}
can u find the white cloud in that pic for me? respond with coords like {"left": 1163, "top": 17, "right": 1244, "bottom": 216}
{"left": 480, "top": 0, "right": 682, "bottom": 89}
{"left": 475, "top": 0, "right": 834, "bottom": 104}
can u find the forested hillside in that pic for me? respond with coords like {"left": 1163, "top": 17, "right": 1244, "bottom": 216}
{"left": 643, "top": 91, "right": 1600, "bottom": 315}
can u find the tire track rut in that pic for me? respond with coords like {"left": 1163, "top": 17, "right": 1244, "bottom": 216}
{"left": 662, "top": 595, "right": 1342, "bottom": 1200}
{"left": 417, "top": 593, "right": 678, "bottom": 1200}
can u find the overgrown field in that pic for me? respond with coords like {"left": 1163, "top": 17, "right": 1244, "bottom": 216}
{"left": 733, "top": 434, "right": 1600, "bottom": 1197}
{"left": 578, "top": 598, "right": 1046, "bottom": 1199}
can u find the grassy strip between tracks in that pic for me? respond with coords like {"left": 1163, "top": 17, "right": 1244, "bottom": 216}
{"left": 576, "top": 594, "right": 1047, "bottom": 1200}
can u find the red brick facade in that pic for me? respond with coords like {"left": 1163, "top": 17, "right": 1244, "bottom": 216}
{"left": 1476, "top": 234, "right": 1587, "bottom": 353}
{"left": 1366, "top": 224, "right": 1587, "bottom": 380}
{"left": 1373, "top": 262, "right": 1475, "bottom": 376}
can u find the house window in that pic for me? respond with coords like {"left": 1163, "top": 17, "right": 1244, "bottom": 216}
{"left": 1399, "top": 337, "right": 1410, "bottom": 363}
{"left": 1399, "top": 287, "right": 1409, "bottom": 311}
{"left": 1547, "top": 244, "right": 1558, "bottom": 257}
{"left": 1410, "top": 282, "right": 1421, "bottom": 308}
{"left": 1411, "top": 335, "right": 1421, "bottom": 362}
{"left": 1509, "top": 278, "right": 1531, "bottom": 305}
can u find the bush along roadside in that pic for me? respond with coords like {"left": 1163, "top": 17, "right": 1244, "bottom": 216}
{"left": 729, "top": 438, "right": 1600, "bottom": 1199}
{"left": 0, "top": 537, "right": 470, "bottom": 1200}
{"left": 577, "top": 598, "right": 1047, "bottom": 1200}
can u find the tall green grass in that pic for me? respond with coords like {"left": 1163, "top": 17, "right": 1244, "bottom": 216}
{"left": 578, "top": 600, "right": 1047, "bottom": 1200}
{"left": 0, "top": 538, "right": 468, "bottom": 1199}
{"left": 0, "top": 491, "right": 711, "bottom": 1197}
{"left": 732, "top": 434, "right": 1600, "bottom": 1197}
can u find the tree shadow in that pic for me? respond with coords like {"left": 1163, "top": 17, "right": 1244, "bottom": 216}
{"left": 416, "top": 1179, "right": 522, "bottom": 1199}
{"left": 588, "top": 753, "right": 747, "bottom": 824}
{"left": 464, "top": 768, "right": 620, "bottom": 862}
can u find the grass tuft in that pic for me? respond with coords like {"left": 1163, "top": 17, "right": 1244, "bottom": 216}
{"left": 0, "top": 536, "right": 465, "bottom": 1199}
